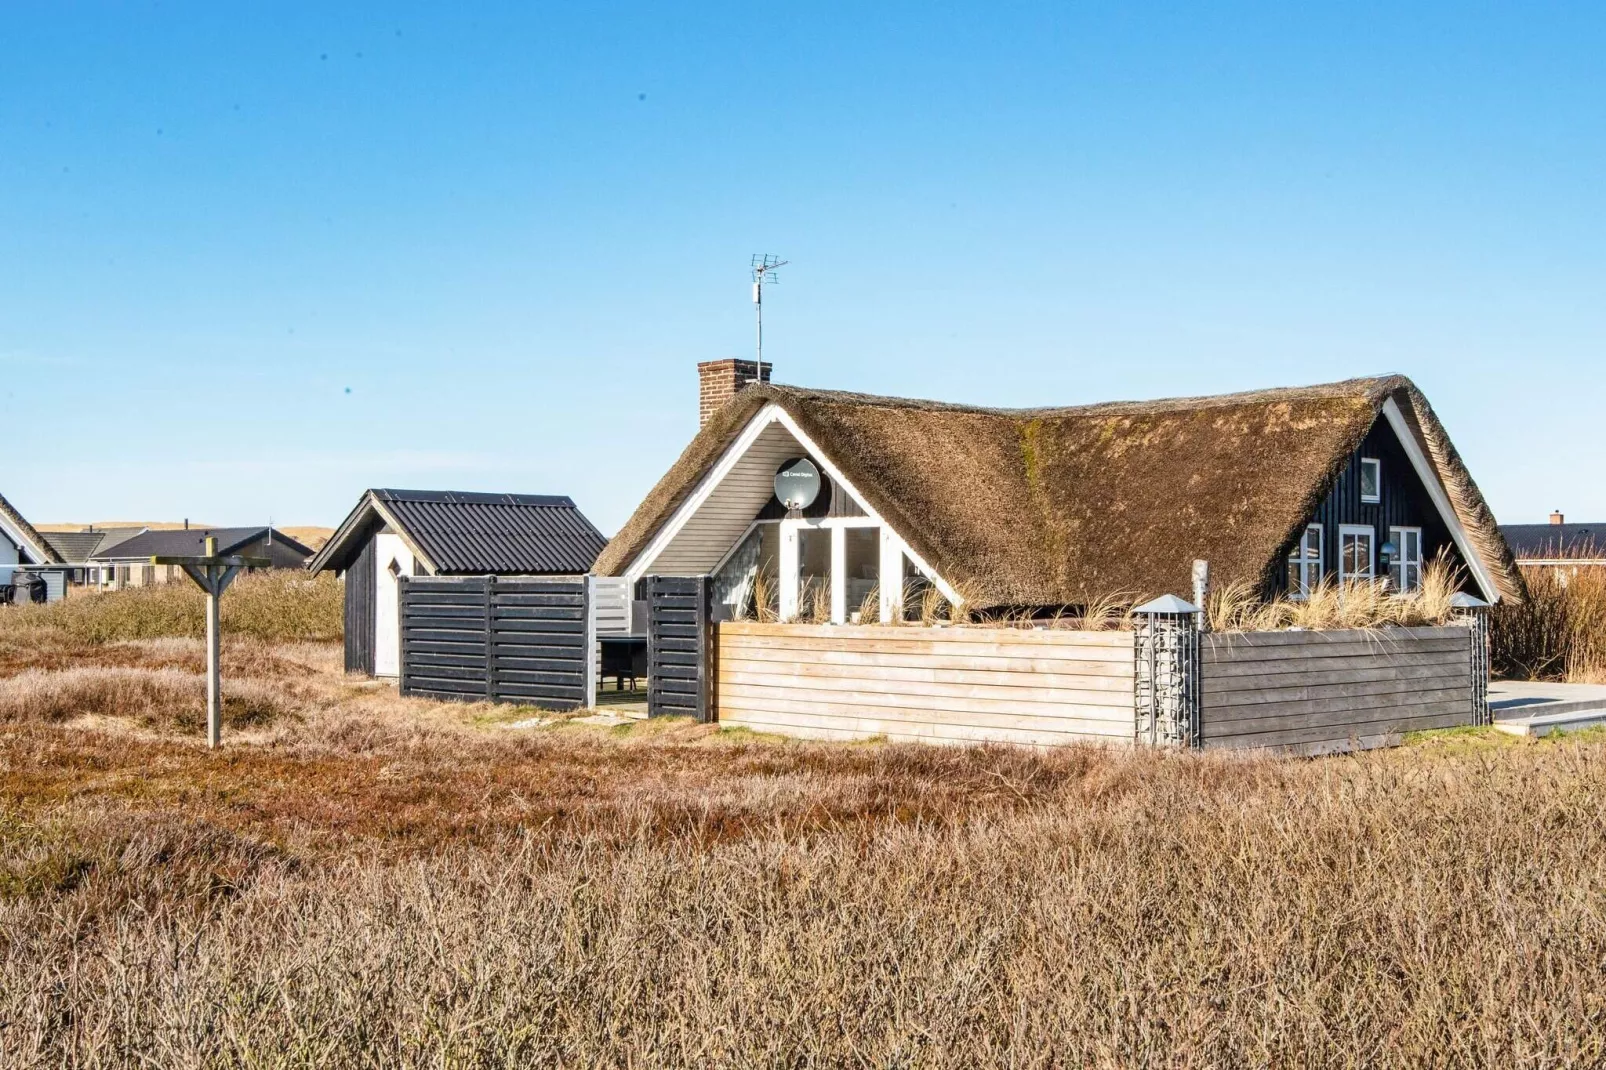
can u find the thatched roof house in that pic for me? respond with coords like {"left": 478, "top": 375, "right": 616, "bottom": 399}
{"left": 597, "top": 363, "right": 1519, "bottom": 619}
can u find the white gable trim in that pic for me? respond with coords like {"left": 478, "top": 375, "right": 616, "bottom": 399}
{"left": 369, "top": 498, "right": 439, "bottom": 576}
{"left": 624, "top": 404, "right": 961, "bottom": 605}
{"left": 1380, "top": 397, "right": 1500, "bottom": 603}
{"left": 0, "top": 512, "right": 52, "bottom": 566}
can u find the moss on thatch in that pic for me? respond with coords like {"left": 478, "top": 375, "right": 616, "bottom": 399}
{"left": 596, "top": 376, "right": 1523, "bottom": 608}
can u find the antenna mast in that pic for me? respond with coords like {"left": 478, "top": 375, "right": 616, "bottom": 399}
{"left": 751, "top": 254, "right": 788, "bottom": 364}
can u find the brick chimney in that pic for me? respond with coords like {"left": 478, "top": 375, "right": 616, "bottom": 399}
{"left": 1551, "top": 510, "right": 1566, "bottom": 525}
{"left": 698, "top": 358, "right": 772, "bottom": 427}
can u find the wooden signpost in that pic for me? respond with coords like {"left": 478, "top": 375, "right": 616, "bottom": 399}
{"left": 152, "top": 536, "right": 269, "bottom": 748}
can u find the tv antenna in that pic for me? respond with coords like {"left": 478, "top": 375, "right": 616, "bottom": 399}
{"left": 751, "top": 254, "right": 787, "bottom": 364}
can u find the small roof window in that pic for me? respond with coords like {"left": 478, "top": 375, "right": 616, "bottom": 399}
{"left": 1360, "top": 458, "right": 1381, "bottom": 504}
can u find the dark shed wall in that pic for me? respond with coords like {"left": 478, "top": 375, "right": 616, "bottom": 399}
{"left": 344, "top": 535, "right": 376, "bottom": 675}
{"left": 1268, "top": 416, "right": 1467, "bottom": 596}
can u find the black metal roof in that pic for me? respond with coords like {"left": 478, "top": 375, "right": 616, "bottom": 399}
{"left": 1500, "top": 523, "right": 1605, "bottom": 560}
{"left": 310, "top": 489, "right": 608, "bottom": 576}
{"left": 94, "top": 527, "right": 315, "bottom": 561}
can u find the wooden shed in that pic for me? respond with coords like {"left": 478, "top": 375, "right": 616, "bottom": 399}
{"left": 308, "top": 489, "right": 609, "bottom": 677}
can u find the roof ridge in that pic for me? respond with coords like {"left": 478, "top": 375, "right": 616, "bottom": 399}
{"left": 372, "top": 488, "right": 577, "bottom": 507}
{"left": 757, "top": 374, "right": 1410, "bottom": 418}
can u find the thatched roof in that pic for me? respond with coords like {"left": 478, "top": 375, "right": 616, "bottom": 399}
{"left": 596, "top": 375, "right": 1522, "bottom": 606}
{"left": 0, "top": 491, "right": 62, "bottom": 565}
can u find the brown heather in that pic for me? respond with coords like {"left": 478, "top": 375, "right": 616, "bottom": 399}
{"left": 0, "top": 569, "right": 343, "bottom": 645}
{"left": 0, "top": 588, "right": 1604, "bottom": 1065}
{"left": 1493, "top": 561, "right": 1606, "bottom": 684}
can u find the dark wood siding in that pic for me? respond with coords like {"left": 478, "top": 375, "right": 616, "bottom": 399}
{"left": 1268, "top": 416, "right": 1467, "bottom": 596}
{"left": 343, "top": 535, "right": 376, "bottom": 675}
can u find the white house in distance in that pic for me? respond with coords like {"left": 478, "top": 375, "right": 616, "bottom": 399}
{"left": 0, "top": 490, "right": 68, "bottom": 603}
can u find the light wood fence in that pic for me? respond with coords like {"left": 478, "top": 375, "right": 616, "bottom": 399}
{"left": 716, "top": 622, "right": 1135, "bottom": 746}
{"left": 1200, "top": 625, "right": 1474, "bottom": 755}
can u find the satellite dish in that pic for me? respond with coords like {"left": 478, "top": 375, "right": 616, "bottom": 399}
{"left": 774, "top": 457, "right": 821, "bottom": 511}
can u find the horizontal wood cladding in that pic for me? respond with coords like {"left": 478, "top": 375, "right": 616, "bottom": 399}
{"left": 648, "top": 421, "right": 803, "bottom": 576}
{"left": 1201, "top": 626, "right": 1474, "bottom": 755}
{"left": 717, "top": 622, "right": 1136, "bottom": 746}
{"left": 398, "top": 576, "right": 589, "bottom": 710}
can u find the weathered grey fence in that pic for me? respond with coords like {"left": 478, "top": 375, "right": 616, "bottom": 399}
{"left": 646, "top": 576, "right": 714, "bottom": 720}
{"left": 1200, "top": 625, "right": 1475, "bottom": 755}
{"left": 398, "top": 576, "right": 594, "bottom": 710}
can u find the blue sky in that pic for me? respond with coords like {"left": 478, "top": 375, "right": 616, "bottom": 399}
{"left": 2, "top": 3, "right": 1602, "bottom": 534}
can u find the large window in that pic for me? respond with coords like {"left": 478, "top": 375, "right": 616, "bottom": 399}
{"left": 842, "top": 527, "right": 880, "bottom": 623}
{"left": 1389, "top": 526, "right": 1423, "bottom": 592}
{"left": 1339, "top": 525, "right": 1375, "bottom": 584}
{"left": 1359, "top": 457, "right": 1382, "bottom": 504}
{"left": 795, "top": 527, "right": 832, "bottom": 622}
{"left": 1286, "top": 524, "right": 1323, "bottom": 598}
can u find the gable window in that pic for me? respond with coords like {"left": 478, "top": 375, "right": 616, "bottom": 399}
{"left": 1359, "top": 457, "right": 1382, "bottom": 504}
{"left": 1389, "top": 526, "right": 1423, "bottom": 592}
{"left": 1339, "top": 525, "right": 1375, "bottom": 584}
{"left": 1286, "top": 524, "right": 1323, "bottom": 598}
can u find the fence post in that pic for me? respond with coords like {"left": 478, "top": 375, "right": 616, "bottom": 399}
{"left": 483, "top": 575, "right": 497, "bottom": 701}
{"left": 1450, "top": 592, "right": 1491, "bottom": 727}
{"left": 1134, "top": 595, "right": 1202, "bottom": 748}
{"left": 397, "top": 575, "right": 410, "bottom": 697}
{"left": 583, "top": 575, "right": 598, "bottom": 710}
{"left": 1192, "top": 560, "right": 1210, "bottom": 633}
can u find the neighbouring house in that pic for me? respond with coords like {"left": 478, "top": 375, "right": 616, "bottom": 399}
{"left": 307, "top": 489, "right": 609, "bottom": 677}
{"left": 592, "top": 360, "right": 1522, "bottom": 623}
{"left": 1500, "top": 512, "right": 1606, "bottom": 569}
{"left": 90, "top": 526, "right": 315, "bottom": 591}
{"left": 38, "top": 527, "right": 147, "bottom": 590}
{"left": 0, "top": 491, "right": 68, "bottom": 603}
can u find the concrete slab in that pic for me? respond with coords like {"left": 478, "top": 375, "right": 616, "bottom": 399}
{"left": 1491, "top": 680, "right": 1606, "bottom": 737}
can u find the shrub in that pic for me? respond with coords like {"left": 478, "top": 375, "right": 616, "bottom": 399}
{"left": 0, "top": 667, "right": 300, "bottom": 730}
{"left": 1492, "top": 564, "right": 1606, "bottom": 683}
{"left": 0, "top": 571, "right": 343, "bottom": 644}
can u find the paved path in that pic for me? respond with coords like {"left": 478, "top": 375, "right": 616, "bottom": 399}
{"left": 1490, "top": 680, "right": 1606, "bottom": 736}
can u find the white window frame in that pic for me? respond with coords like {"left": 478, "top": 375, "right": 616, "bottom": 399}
{"left": 1287, "top": 523, "right": 1323, "bottom": 599}
{"left": 1359, "top": 457, "right": 1382, "bottom": 504}
{"left": 1338, "top": 524, "right": 1376, "bottom": 584}
{"left": 776, "top": 515, "right": 897, "bottom": 623}
{"left": 1389, "top": 525, "right": 1423, "bottom": 593}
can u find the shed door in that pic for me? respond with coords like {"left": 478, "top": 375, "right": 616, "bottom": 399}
{"left": 374, "top": 532, "right": 415, "bottom": 677}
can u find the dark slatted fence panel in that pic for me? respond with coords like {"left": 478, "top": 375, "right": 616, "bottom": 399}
{"left": 399, "top": 576, "right": 589, "bottom": 710}
{"left": 1200, "top": 625, "right": 1475, "bottom": 755}
{"left": 491, "top": 578, "right": 589, "bottom": 708}
{"left": 647, "top": 575, "right": 713, "bottom": 720}
{"left": 398, "top": 577, "right": 489, "bottom": 701}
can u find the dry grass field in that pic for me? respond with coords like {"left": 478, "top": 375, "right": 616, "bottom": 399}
{"left": 2, "top": 584, "right": 1605, "bottom": 1066}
